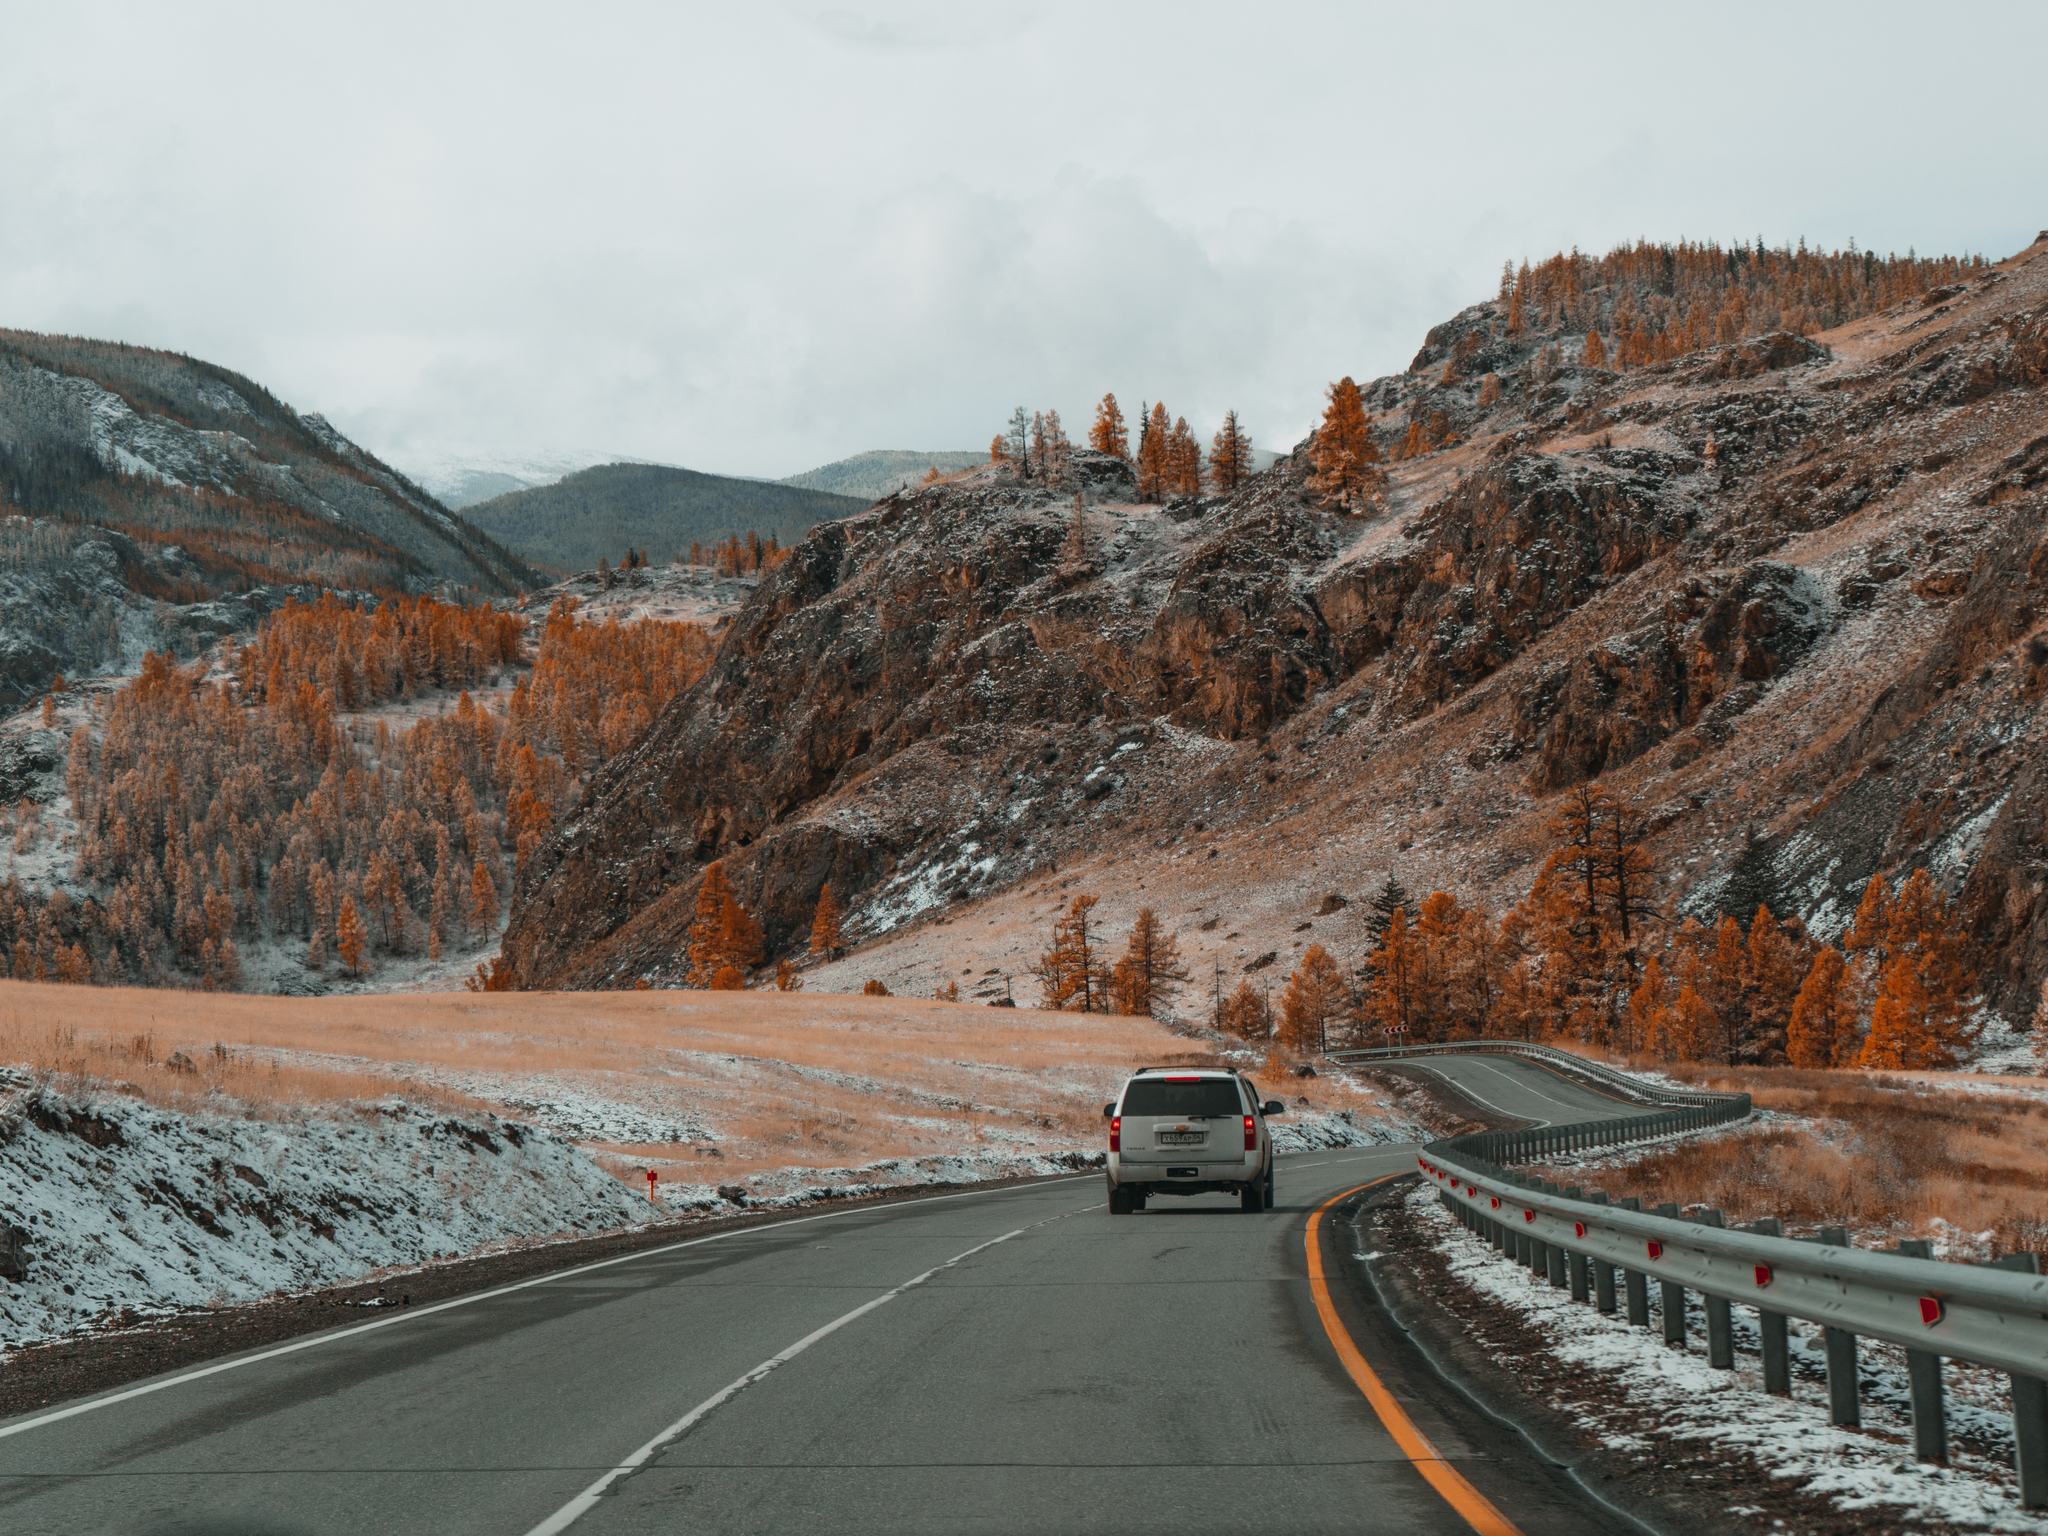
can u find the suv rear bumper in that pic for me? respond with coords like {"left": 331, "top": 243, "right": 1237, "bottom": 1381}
{"left": 1107, "top": 1155, "right": 1265, "bottom": 1196}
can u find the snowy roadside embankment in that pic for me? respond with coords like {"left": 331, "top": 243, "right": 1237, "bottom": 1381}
{"left": 1403, "top": 1183, "right": 2048, "bottom": 1533}
{"left": 0, "top": 1074, "right": 646, "bottom": 1350}
{"left": 1272, "top": 1105, "right": 1423, "bottom": 1153}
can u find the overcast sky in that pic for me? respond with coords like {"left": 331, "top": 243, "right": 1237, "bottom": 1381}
{"left": 5, "top": 3, "right": 2043, "bottom": 483}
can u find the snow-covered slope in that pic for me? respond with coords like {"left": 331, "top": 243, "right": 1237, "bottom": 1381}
{"left": 0, "top": 1074, "right": 645, "bottom": 1348}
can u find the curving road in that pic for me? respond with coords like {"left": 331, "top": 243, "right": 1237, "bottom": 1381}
{"left": 0, "top": 1056, "right": 1651, "bottom": 1536}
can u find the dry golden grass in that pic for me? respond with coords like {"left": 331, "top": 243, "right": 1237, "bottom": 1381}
{"left": 0, "top": 981, "right": 1225, "bottom": 1185}
{"left": 1536, "top": 1055, "right": 2048, "bottom": 1259}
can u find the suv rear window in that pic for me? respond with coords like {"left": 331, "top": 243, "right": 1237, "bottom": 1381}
{"left": 1120, "top": 1078, "right": 1245, "bottom": 1118}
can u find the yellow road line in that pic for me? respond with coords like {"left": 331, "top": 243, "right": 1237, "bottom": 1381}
{"left": 1307, "top": 1180, "right": 1523, "bottom": 1536}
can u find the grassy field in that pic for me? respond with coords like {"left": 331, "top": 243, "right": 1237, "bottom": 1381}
{"left": 0, "top": 983, "right": 1378, "bottom": 1190}
{"left": 1539, "top": 1053, "right": 2048, "bottom": 1260}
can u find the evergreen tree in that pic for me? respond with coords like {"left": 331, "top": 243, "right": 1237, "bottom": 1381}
{"left": 1089, "top": 394, "right": 1129, "bottom": 460}
{"left": 1363, "top": 908, "right": 1419, "bottom": 1039}
{"left": 1135, "top": 402, "right": 1171, "bottom": 501}
{"left": 1786, "top": 947, "right": 1847, "bottom": 1068}
{"left": 1220, "top": 978, "right": 1269, "bottom": 1038}
{"left": 1857, "top": 870, "right": 1975, "bottom": 1069}
{"left": 1207, "top": 410, "right": 1254, "bottom": 494}
{"left": 1582, "top": 330, "right": 1609, "bottom": 369}
{"left": 810, "top": 882, "right": 845, "bottom": 958}
{"left": 468, "top": 865, "right": 499, "bottom": 934}
{"left": 336, "top": 895, "right": 368, "bottom": 975}
{"left": 1006, "top": 407, "right": 1032, "bottom": 473}
{"left": 1743, "top": 906, "right": 1806, "bottom": 1060}
{"left": 1031, "top": 894, "right": 1109, "bottom": 1011}
{"left": 1307, "top": 377, "right": 1382, "bottom": 511}
{"left": 1363, "top": 873, "right": 1413, "bottom": 950}
{"left": 1278, "top": 942, "right": 1345, "bottom": 1053}
{"left": 1109, "top": 907, "right": 1192, "bottom": 1019}
{"left": 1627, "top": 954, "right": 1668, "bottom": 1056}
{"left": 689, "top": 862, "right": 734, "bottom": 985}
{"left": 1165, "top": 416, "right": 1201, "bottom": 496}
{"left": 1041, "top": 407, "right": 1073, "bottom": 488}
{"left": 1665, "top": 978, "right": 1715, "bottom": 1061}
{"left": 715, "top": 891, "right": 765, "bottom": 976}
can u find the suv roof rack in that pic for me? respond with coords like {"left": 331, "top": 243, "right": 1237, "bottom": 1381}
{"left": 1131, "top": 1064, "right": 1233, "bottom": 1075}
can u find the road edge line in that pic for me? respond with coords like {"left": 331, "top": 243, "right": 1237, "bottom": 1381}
{"left": 1307, "top": 1180, "right": 1523, "bottom": 1536}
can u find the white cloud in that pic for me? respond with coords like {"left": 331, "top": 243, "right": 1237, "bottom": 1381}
{"left": 2, "top": 2, "right": 2042, "bottom": 481}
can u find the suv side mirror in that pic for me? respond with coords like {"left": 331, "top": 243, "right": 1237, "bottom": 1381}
{"left": 1261, "top": 1100, "right": 1286, "bottom": 1116}
{"left": 1103, "top": 1102, "right": 1116, "bottom": 1119}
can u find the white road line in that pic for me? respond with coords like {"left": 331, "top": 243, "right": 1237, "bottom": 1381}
{"left": 1396, "top": 1062, "right": 1548, "bottom": 1126}
{"left": 0, "top": 1176, "right": 1091, "bottom": 1445}
{"left": 1456, "top": 1056, "right": 1592, "bottom": 1115}
{"left": 520, "top": 1227, "right": 1028, "bottom": 1536}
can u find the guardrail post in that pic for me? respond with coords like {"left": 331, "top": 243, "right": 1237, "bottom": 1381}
{"left": 1824, "top": 1328, "right": 1861, "bottom": 1427}
{"left": 1654, "top": 1203, "right": 1686, "bottom": 1347}
{"left": 1892, "top": 1239, "right": 1947, "bottom": 1463}
{"left": 1619, "top": 1198, "right": 1649, "bottom": 1327}
{"left": 1588, "top": 1192, "right": 1616, "bottom": 1313}
{"left": 1818, "top": 1226, "right": 1859, "bottom": 1428}
{"left": 1698, "top": 1209, "right": 1734, "bottom": 1369}
{"left": 1564, "top": 1186, "right": 1589, "bottom": 1302}
{"left": 1746, "top": 1218, "right": 1790, "bottom": 1395}
{"left": 1993, "top": 1254, "right": 2047, "bottom": 1506}
{"left": 1537, "top": 1182, "right": 1562, "bottom": 1288}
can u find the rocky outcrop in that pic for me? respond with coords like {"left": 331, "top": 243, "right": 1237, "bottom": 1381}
{"left": 503, "top": 237, "right": 2048, "bottom": 1026}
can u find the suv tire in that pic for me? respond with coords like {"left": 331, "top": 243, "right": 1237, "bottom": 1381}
{"left": 1264, "top": 1168, "right": 1276, "bottom": 1210}
{"left": 1239, "top": 1181, "right": 1263, "bottom": 1213}
{"left": 1108, "top": 1187, "right": 1132, "bottom": 1215}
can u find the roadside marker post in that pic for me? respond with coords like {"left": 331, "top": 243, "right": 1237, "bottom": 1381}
{"left": 646, "top": 1169, "right": 658, "bottom": 1203}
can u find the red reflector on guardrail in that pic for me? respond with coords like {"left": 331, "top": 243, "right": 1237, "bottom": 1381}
{"left": 1574, "top": 1222, "right": 1586, "bottom": 1239}
{"left": 1754, "top": 1264, "right": 1772, "bottom": 1287}
{"left": 1523, "top": 1209, "right": 1535, "bottom": 1223}
{"left": 1920, "top": 1296, "right": 1944, "bottom": 1326}
{"left": 1490, "top": 1197, "right": 1500, "bottom": 1209}
{"left": 1646, "top": 1241, "right": 1663, "bottom": 1260}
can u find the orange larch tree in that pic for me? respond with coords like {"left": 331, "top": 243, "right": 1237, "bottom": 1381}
{"left": 1785, "top": 947, "right": 1848, "bottom": 1067}
{"left": 1088, "top": 394, "right": 1129, "bottom": 460}
{"left": 810, "top": 883, "right": 845, "bottom": 958}
{"left": 1207, "top": 411, "right": 1254, "bottom": 494}
{"left": 1307, "top": 377, "right": 1382, "bottom": 511}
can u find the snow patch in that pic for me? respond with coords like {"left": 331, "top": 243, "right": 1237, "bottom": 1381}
{"left": 0, "top": 1073, "right": 646, "bottom": 1351}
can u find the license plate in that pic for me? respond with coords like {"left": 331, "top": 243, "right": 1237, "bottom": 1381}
{"left": 1157, "top": 1131, "right": 1205, "bottom": 1146}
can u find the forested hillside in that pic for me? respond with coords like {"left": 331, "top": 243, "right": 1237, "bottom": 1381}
{"left": 462, "top": 463, "right": 864, "bottom": 573}
{"left": 779, "top": 449, "right": 985, "bottom": 503}
{"left": 0, "top": 330, "right": 533, "bottom": 596}
{"left": 498, "top": 231, "right": 2048, "bottom": 1077}
{"left": 0, "top": 591, "right": 716, "bottom": 992}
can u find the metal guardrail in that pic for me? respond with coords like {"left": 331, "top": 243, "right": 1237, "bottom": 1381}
{"left": 1334, "top": 1040, "right": 2048, "bottom": 1505}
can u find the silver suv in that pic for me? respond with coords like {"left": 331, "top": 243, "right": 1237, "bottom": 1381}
{"left": 1103, "top": 1067, "right": 1286, "bottom": 1214}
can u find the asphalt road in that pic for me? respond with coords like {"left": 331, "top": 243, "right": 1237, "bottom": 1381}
{"left": 0, "top": 1056, "right": 1651, "bottom": 1536}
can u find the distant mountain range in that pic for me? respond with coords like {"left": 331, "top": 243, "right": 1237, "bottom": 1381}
{"left": 460, "top": 463, "right": 866, "bottom": 574}
{"left": 779, "top": 449, "right": 987, "bottom": 502}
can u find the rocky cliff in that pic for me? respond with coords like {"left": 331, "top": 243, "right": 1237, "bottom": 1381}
{"left": 503, "top": 234, "right": 2048, "bottom": 1021}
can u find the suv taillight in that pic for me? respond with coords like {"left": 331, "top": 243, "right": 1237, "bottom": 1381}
{"left": 1110, "top": 1115, "right": 1120, "bottom": 1153}
{"left": 1244, "top": 1114, "right": 1255, "bottom": 1151}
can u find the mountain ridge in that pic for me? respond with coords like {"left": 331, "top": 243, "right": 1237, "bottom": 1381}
{"left": 0, "top": 328, "right": 534, "bottom": 597}
{"left": 461, "top": 462, "right": 866, "bottom": 573}
{"left": 499, "top": 233, "right": 2048, "bottom": 1035}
